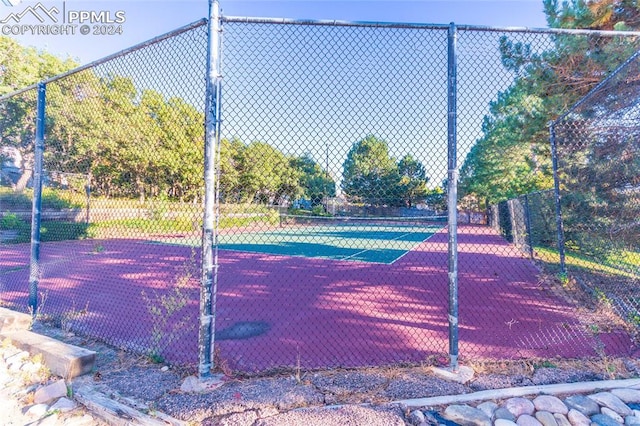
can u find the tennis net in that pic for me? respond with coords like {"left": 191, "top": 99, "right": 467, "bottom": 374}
{"left": 279, "top": 214, "right": 447, "bottom": 229}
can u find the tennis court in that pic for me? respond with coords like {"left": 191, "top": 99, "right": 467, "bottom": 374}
{"left": 160, "top": 215, "right": 445, "bottom": 264}
{"left": 0, "top": 223, "right": 634, "bottom": 370}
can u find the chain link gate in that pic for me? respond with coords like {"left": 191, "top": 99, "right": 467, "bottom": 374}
{"left": 1, "top": 21, "right": 208, "bottom": 364}
{"left": 551, "top": 50, "right": 640, "bottom": 340}
{"left": 1, "top": 3, "right": 640, "bottom": 374}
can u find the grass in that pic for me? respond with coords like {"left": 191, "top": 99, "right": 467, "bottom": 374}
{"left": 1, "top": 184, "right": 280, "bottom": 242}
{"left": 535, "top": 246, "right": 639, "bottom": 279}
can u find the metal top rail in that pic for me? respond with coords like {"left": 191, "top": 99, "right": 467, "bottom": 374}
{"left": 3, "top": 14, "right": 640, "bottom": 103}
{"left": 552, "top": 48, "right": 640, "bottom": 125}
{"left": 221, "top": 15, "right": 640, "bottom": 37}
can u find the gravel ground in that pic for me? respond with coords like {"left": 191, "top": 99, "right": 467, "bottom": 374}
{"left": 4, "top": 322, "right": 638, "bottom": 425}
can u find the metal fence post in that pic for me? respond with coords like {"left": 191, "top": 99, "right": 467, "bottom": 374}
{"left": 447, "top": 22, "right": 459, "bottom": 372}
{"left": 549, "top": 124, "right": 566, "bottom": 274}
{"left": 523, "top": 194, "right": 534, "bottom": 259}
{"left": 199, "top": 0, "right": 222, "bottom": 378}
{"left": 28, "top": 82, "right": 46, "bottom": 318}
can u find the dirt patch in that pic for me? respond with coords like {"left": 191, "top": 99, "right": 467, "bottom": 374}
{"left": 29, "top": 320, "right": 640, "bottom": 424}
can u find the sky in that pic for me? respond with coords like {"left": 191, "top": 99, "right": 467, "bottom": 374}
{"left": 0, "top": 0, "right": 552, "bottom": 190}
{"left": 0, "top": 0, "right": 550, "bottom": 64}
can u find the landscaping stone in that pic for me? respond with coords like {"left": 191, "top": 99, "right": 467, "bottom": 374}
{"left": 477, "top": 401, "right": 499, "bottom": 419}
{"left": 516, "top": 414, "right": 543, "bottom": 426}
{"left": 625, "top": 415, "right": 640, "bottom": 426}
{"left": 504, "top": 397, "right": 536, "bottom": 417}
{"left": 495, "top": 407, "right": 517, "bottom": 422}
{"left": 601, "top": 406, "right": 625, "bottom": 423}
{"left": 409, "top": 409, "right": 426, "bottom": 425}
{"left": 533, "top": 395, "right": 568, "bottom": 415}
{"left": 612, "top": 389, "right": 640, "bottom": 404}
{"left": 34, "top": 379, "right": 67, "bottom": 404}
{"left": 535, "top": 410, "right": 558, "bottom": 426}
{"left": 567, "top": 408, "right": 591, "bottom": 426}
{"left": 444, "top": 404, "right": 492, "bottom": 426}
{"left": 495, "top": 420, "right": 518, "bottom": 426}
{"left": 25, "top": 403, "right": 49, "bottom": 417}
{"left": 592, "top": 413, "right": 624, "bottom": 426}
{"left": 564, "top": 395, "right": 601, "bottom": 416}
{"left": 588, "top": 392, "right": 633, "bottom": 416}
{"left": 553, "top": 413, "right": 571, "bottom": 426}
{"left": 50, "top": 397, "right": 77, "bottom": 412}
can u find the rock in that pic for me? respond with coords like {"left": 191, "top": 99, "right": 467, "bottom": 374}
{"left": 601, "top": 406, "right": 625, "bottom": 423}
{"left": 592, "top": 413, "right": 623, "bottom": 426}
{"left": 50, "top": 397, "right": 77, "bottom": 412}
{"left": 25, "top": 403, "right": 49, "bottom": 417}
{"left": 564, "top": 395, "right": 601, "bottom": 416}
{"left": 567, "top": 409, "right": 591, "bottom": 426}
{"left": 5, "top": 351, "right": 29, "bottom": 368}
{"left": 495, "top": 407, "right": 517, "bottom": 422}
{"left": 625, "top": 415, "right": 640, "bottom": 426}
{"left": 504, "top": 397, "right": 536, "bottom": 417}
{"left": 517, "top": 414, "right": 543, "bottom": 426}
{"left": 180, "top": 375, "right": 202, "bottom": 393}
{"left": 431, "top": 365, "right": 475, "bottom": 384}
{"left": 495, "top": 420, "right": 518, "bottom": 426}
{"left": 63, "top": 414, "right": 97, "bottom": 426}
{"left": 534, "top": 395, "right": 569, "bottom": 415}
{"left": 34, "top": 379, "right": 67, "bottom": 404}
{"left": 477, "top": 401, "right": 498, "bottom": 419}
{"left": 612, "top": 389, "right": 640, "bottom": 404}
{"left": 536, "top": 411, "right": 559, "bottom": 426}
{"left": 443, "top": 404, "right": 492, "bottom": 426}
{"left": 409, "top": 410, "right": 426, "bottom": 425}
{"left": 180, "top": 375, "right": 225, "bottom": 393}
{"left": 161, "top": 366, "right": 169, "bottom": 372}
{"left": 553, "top": 413, "right": 571, "bottom": 426}
{"left": 588, "top": 392, "right": 633, "bottom": 416}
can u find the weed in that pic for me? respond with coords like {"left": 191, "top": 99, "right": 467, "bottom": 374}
{"left": 557, "top": 272, "right": 569, "bottom": 286}
{"left": 141, "top": 249, "right": 196, "bottom": 362}
{"left": 59, "top": 302, "right": 89, "bottom": 333}
{"left": 213, "top": 346, "right": 232, "bottom": 377}
{"left": 148, "top": 353, "right": 165, "bottom": 364}
{"left": 28, "top": 291, "right": 49, "bottom": 325}
{"left": 535, "top": 360, "right": 557, "bottom": 369}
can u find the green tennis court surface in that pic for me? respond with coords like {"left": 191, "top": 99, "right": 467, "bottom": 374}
{"left": 216, "top": 222, "right": 442, "bottom": 264}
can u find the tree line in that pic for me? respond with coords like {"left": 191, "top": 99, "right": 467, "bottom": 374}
{"left": 458, "top": 0, "right": 640, "bottom": 255}
{"left": 1, "top": 36, "right": 437, "bottom": 208}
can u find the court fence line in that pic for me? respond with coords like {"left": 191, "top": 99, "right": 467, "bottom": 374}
{"left": 0, "top": 3, "right": 639, "bottom": 374}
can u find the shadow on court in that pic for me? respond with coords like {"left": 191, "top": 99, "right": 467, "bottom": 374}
{"left": 0, "top": 225, "right": 633, "bottom": 371}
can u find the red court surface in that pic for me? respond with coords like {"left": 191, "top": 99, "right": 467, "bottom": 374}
{"left": 0, "top": 225, "right": 633, "bottom": 371}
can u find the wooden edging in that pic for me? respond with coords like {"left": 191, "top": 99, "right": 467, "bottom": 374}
{"left": 395, "top": 378, "right": 640, "bottom": 409}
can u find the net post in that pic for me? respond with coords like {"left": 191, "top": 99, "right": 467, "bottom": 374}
{"left": 447, "top": 22, "right": 459, "bottom": 372}
{"left": 199, "top": 0, "right": 222, "bottom": 379}
{"left": 28, "top": 82, "right": 46, "bottom": 319}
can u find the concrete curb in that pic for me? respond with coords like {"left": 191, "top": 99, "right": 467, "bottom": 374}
{"left": 0, "top": 307, "right": 96, "bottom": 379}
{"left": 394, "top": 378, "right": 640, "bottom": 408}
{"left": 1, "top": 329, "right": 96, "bottom": 378}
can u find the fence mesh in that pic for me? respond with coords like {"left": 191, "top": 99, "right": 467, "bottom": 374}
{"left": 1, "top": 15, "right": 640, "bottom": 372}
{"left": 1, "top": 22, "right": 208, "bottom": 364}
{"left": 552, "top": 51, "right": 640, "bottom": 336}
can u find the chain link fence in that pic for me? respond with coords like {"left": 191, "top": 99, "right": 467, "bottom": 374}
{"left": 1, "top": 12, "right": 640, "bottom": 373}
{"left": 1, "top": 20, "right": 208, "bottom": 364}
{"left": 551, "top": 50, "right": 640, "bottom": 335}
